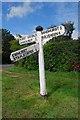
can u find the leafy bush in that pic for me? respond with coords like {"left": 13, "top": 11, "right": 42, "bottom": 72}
{"left": 68, "top": 60, "right": 80, "bottom": 72}
{"left": 44, "top": 40, "right": 79, "bottom": 71}
{"left": 10, "top": 39, "right": 79, "bottom": 72}
{"left": 24, "top": 52, "right": 38, "bottom": 70}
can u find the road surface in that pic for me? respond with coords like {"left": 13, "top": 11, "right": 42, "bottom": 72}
{"left": 0, "top": 64, "right": 14, "bottom": 71}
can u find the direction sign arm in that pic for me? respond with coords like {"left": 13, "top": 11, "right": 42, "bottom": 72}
{"left": 10, "top": 43, "right": 39, "bottom": 62}
{"left": 42, "top": 25, "right": 65, "bottom": 45}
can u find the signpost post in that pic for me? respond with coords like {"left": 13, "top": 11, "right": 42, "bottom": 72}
{"left": 10, "top": 25, "right": 65, "bottom": 97}
{"left": 36, "top": 26, "right": 47, "bottom": 96}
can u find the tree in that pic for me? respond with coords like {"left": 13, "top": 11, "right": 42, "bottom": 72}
{"left": 0, "top": 30, "right": 2, "bottom": 64}
{"left": 62, "top": 21, "right": 75, "bottom": 39}
{"left": 2, "top": 29, "right": 15, "bottom": 64}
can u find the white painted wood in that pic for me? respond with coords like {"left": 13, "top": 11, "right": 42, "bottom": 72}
{"left": 10, "top": 43, "right": 39, "bottom": 62}
{"left": 18, "top": 25, "right": 65, "bottom": 45}
{"left": 37, "top": 31, "right": 47, "bottom": 96}
{"left": 19, "top": 34, "right": 37, "bottom": 45}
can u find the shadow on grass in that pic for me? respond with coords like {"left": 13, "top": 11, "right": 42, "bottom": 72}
{"left": 47, "top": 84, "right": 61, "bottom": 98}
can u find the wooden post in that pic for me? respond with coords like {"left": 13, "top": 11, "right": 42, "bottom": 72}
{"left": 36, "top": 26, "right": 47, "bottom": 96}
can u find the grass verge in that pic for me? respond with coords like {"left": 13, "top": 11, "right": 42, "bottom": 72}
{"left": 2, "top": 66, "right": 79, "bottom": 118}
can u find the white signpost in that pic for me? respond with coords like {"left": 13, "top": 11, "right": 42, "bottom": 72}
{"left": 18, "top": 25, "right": 65, "bottom": 45}
{"left": 10, "top": 25, "right": 65, "bottom": 97}
{"left": 36, "top": 26, "right": 47, "bottom": 96}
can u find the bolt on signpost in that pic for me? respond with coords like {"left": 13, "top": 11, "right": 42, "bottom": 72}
{"left": 10, "top": 25, "right": 65, "bottom": 97}
{"left": 36, "top": 26, "right": 47, "bottom": 96}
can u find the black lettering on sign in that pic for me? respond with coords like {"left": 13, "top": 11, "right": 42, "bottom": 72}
{"left": 14, "top": 52, "right": 19, "bottom": 56}
{"left": 11, "top": 44, "right": 38, "bottom": 61}
{"left": 11, "top": 48, "right": 28, "bottom": 61}
{"left": 42, "top": 31, "right": 62, "bottom": 40}
{"left": 60, "top": 26, "right": 62, "bottom": 30}
{"left": 12, "top": 54, "right": 16, "bottom": 61}
{"left": 42, "top": 26, "right": 60, "bottom": 35}
{"left": 59, "top": 32, "right": 61, "bottom": 34}
{"left": 15, "top": 56, "right": 20, "bottom": 60}
{"left": 27, "top": 39, "right": 31, "bottom": 42}
{"left": 27, "top": 50, "right": 34, "bottom": 55}
{"left": 19, "top": 54, "right": 23, "bottom": 58}
{"left": 52, "top": 28, "right": 55, "bottom": 32}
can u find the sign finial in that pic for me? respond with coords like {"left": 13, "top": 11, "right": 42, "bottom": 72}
{"left": 36, "top": 26, "right": 43, "bottom": 31}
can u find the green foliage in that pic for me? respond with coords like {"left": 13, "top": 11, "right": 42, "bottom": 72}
{"left": 10, "top": 40, "right": 20, "bottom": 51}
{"left": 24, "top": 40, "right": 79, "bottom": 72}
{"left": 44, "top": 40, "right": 79, "bottom": 71}
{"left": 2, "top": 29, "right": 15, "bottom": 64}
{"left": 11, "top": 39, "right": 79, "bottom": 72}
{"left": 24, "top": 52, "right": 38, "bottom": 70}
{"left": 62, "top": 21, "right": 75, "bottom": 39}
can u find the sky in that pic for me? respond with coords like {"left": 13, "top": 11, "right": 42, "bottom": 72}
{"left": 1, "top": 0, "right": 79, "bottom": 2}
{"left": 1, "top": 1, "right": 78, "bottom": 39}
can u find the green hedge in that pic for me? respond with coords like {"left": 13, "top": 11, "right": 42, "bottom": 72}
{"left": 10, "top": 40, "right": 79, "bottom": 72}
{"left": 44, "top": 40, "right": 79, "bottom": 71}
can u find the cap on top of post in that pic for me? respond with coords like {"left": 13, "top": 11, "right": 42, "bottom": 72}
{"left": 36, "top": 26, "right": 43, "bottom": 31}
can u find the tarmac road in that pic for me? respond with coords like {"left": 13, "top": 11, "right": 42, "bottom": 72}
{"left": 0, "top": 64, "right": 14, "bottom": 71}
